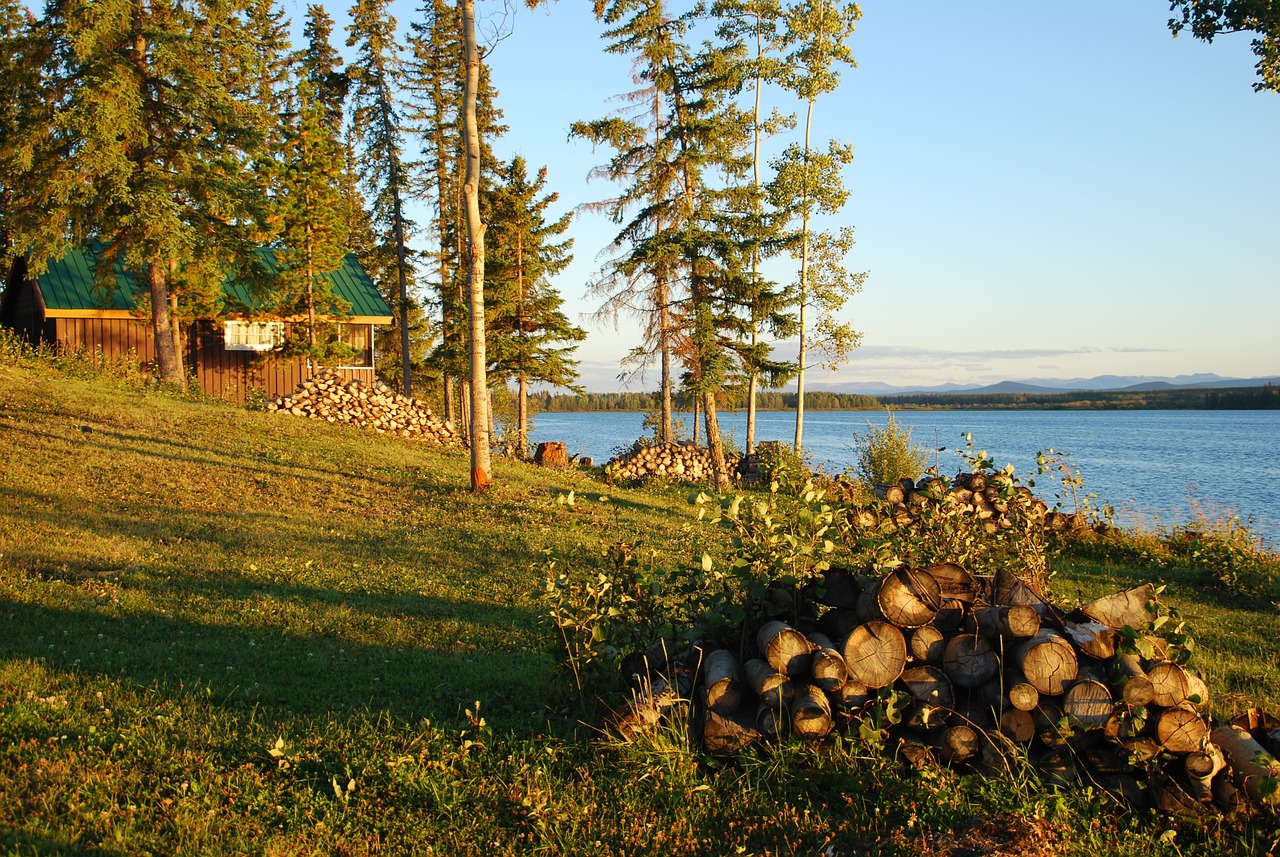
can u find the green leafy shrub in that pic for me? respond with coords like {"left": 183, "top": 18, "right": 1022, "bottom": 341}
{"left": 851, "top": 410, "right": 928, "bottom": 487}
{"left": 753, "top": 440, "right": 812, "bottom": 488}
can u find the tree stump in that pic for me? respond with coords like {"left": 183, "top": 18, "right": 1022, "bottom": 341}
{"left": 534, "top": 441, "right": 570, "bottom": 468}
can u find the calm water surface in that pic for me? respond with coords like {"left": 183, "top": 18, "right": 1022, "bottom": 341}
{"left": 529, "top": 409, "right": 1280, "bottom": 547}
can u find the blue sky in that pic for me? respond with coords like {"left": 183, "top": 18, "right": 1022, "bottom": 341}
{"left": 334, "top": 0, "right": 1280, "bottom": 391}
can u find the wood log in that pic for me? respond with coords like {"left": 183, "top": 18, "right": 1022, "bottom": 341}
{"left": 1062, "top": 620, "right": 1117, "bottom": 660}
{"left": 701, "top": 695, "right": 763, "bottom": 754}
{"left": 899, "top": 665, "right": 955, "bottom": 709}
{"left": 1080, "top": 583, "right": 1155, "bottom": 630}
{"left": 930, "top": 599, "right": 967, "bottom": 635}
{"left": 608, "top": 676, "right": 681, "bottom": 738}
{"left": 922, "top": 562, "right": 979, "bottom": 602}
{"left": 1184, "top": 670, "right": 1211, "bottom": 711}
{"left": 896, "top": 734, "right": 938, "bottom": 770}
{"left": 973, "top": 604, "right": 1041, "bottom": 639}
{"left": 1032, "top": 700, "right": 1070, "bottom": 749}
{"left": 943, "top": 634, "right": 1000, "bottom": 689}
{"left": 706, "top": 652, "right": 747, "bottom": 716}
{"left": 756, "top": 620, "right": 814, "bottom": 678}
{"left": 1113, "top": 654, "right": 1155, "bottom": 707}
{"left": 1062, "top": 678, "right": 1114, "bottom": 730}
{"left": 991, "top": 568, "right": 1046, "bottom": 609}
{"left": 1036, "top": 749, "right": 1079, "bottom": 788}
{"left": 1014, "top": 631, "right": 1079, "bottom": 696}
{"left": 935, "top": 724, "right": 981, "bottom": 764}
{"left": 1156, "top": 703, "right": 1209, "bottom": 754}
{"left": 875, "top": 567, "right": 942, "bottom": 628}
{"left": 840, "top": 620, "right": 907, "bottom": 689}
{"left": 789, "top": 683, "right": 833, "bottom": 741}
{"left": 1147, "top": 660, "right": 1190, "bottom": 708}
{"left": 834, "top": 678, "right": 870, "bottom": 713}
{"left": 813, "top": 568, "right": 861, "bottom": 609}
{"left": 1213, "top": 770, "right": 1250, "bottom": 815}
{"left": 875, "top": 483, "right": 906, "bottom": 504}
{"left": 754, "top": 702, "right": 786, "bottom": 739}
{"left": 806, "top": 632, "right": 849, "bottom": 693}
{"left": 742, "top": 658, "right": 793, "bottom": 712}
{"left": 977, "top": 669, "right": 1039, "bottom": 712}
{"left": 1184, "top": 742, "right": 1227, "bottom": 803}
{"left": 1152, "top": 773, "right": 1208, "bottom": 817}
{"left": 816, "top": 607, "right": 861, "bottom": 643}
{"left": 907, "top": 625, "right": 946, "bottom": 664}
{"left": 1210, "top": 723, "right": 1280, "bottom": 803}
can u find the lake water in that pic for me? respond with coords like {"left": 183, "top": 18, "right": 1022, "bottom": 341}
{"left": 528, "top": 409, "right": 1280, "bottom": 547}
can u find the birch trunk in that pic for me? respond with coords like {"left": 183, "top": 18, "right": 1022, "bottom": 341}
{"left": 461, "top": 0, "right": 491, "bottom": 490}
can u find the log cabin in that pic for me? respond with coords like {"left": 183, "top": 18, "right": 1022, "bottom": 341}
{"left": 1, "top": 246, "right": 393, "bottom": 404}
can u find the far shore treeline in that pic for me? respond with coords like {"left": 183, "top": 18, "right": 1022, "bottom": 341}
{"left": 536, "top": 383, "right": 1280, "bottom": 412}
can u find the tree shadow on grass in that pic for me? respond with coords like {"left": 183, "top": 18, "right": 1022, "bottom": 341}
{"left": 1, "top": 595, "right": 556, "bottom": 733}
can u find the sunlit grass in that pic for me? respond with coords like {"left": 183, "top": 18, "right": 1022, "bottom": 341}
{"left": 3, "top": 353, "right": 1280, "bottom": 855}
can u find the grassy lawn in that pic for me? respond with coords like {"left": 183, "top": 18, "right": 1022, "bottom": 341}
{"left": 2, "top": 357, "right": 1279, "bottom": 855}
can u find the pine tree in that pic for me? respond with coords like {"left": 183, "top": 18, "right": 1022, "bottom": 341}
{"left": 485, "top": 156, "right": 583, "bottom": 454}
{"left": 347, "top": 0, "right": 418, "bottom": 395}
{"left": 17, "top": 0, "right": 266, "bottom": 385}
{"left": 0, "top": 0, "right": 42, "bottom": 254}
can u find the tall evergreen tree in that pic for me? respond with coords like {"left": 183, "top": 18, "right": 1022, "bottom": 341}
{"left": 275, "top": 80, "right": 352, "bottom": 362}
{"left": 17, "top": 0, "right": 265, "bottom": 385}
{"left": 347, "top": 0, "right": 418, "bottom": 395}
{"left": 0, "top": 0, "right": 42, "bottom": 254}
{"left": 576, "top": 0, "right": 752, "bottom": 488}
{"left": 485, "top": 155, "right": 583, "bottom": 454}
{"left": 713, "top": 0, "right": 795, "bottom": 454}
{"left": 300, "top": 4, "right": 349, "bottom": 132}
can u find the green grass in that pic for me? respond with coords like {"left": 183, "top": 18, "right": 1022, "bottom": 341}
{"left": 3, "top": 354, "right": 1280, "bottom": 855}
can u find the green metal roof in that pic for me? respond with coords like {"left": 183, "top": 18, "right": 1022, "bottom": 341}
{"left": 33, "top": 246, "right": 393, "bottom": 320}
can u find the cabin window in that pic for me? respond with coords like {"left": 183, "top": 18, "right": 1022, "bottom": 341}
{"left": 336, "top": 323, "right": 373, "bottom": 368}
{"left": 224, "top": 320, "right": 284, "bottom": 352}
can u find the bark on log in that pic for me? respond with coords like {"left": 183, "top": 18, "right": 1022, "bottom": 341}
{"left": 1210, "top": 723, "right": 1280, "bottom": 803}
{"left": 835, "top": 678, "right": 870, "bottom": 713}
{"left": 943, "top": 634, "right": 1000, "bottom": 688}
{"left": 1014, "top": 631, "right": 1079, "bottom": 696}
{"left": 806, "top": 632, "right": 849, "bottom": 693}
{"left": 973, "top": 605, "right": 1041, "bottom": 639}
{"left": 1080, "top": 583, "right": 1155, "bottom": 630}
{"left": 1032, "top": 700, "right": 1070, "bottom": 749}
{"left": 756, "top": 620, "right": 814, "bottom": 678}
{"left": 1113, "top": 654, "right": 1155, "bottom": 707}
{"left": 608, "top": 676, "right": 681, "bottom": 738}
{"left": 875, "top": 483, "right": 906, "bottom": 504}
{"left": 743, "top": 658, "right": 793, "bottom": 712}
{"left": 702, "top": 649, "right": 743, "bottom": 715}
{"left": 789, "top": 684, "right": 833, "bottom": 741}
{"left": 840, "top": 620, "right": 907, "bottom": 689}
{"left": 1062, "top": 620, "right": 1118, "bottom": 660}
{"left": 1184, "top": 742, "right": 1227, "bottom": 803}
{"left": 814, "top": 569, "right": 861, "bottom": 609}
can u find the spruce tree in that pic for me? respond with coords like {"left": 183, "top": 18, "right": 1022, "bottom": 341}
{"left": 18, "top": 0, "right": 265, "bottom": 385}
{"left": 300, "top": 5, "right": 349, "bottom": 132}
{"left": 347, "top": 0, "right": 418, "bottom": 395}
{"left": 485, "top": 156, "right": 583, "bottom": 454}
{"left": 275, "top": 79, "right": 352, "bottom": 363}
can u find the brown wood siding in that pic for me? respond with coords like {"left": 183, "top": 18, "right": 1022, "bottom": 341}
{"left": 52, "top": 316, "right": 157, "bottom": 369}
{"left": 187, "top": 321, "right": 377, "bottom": 406}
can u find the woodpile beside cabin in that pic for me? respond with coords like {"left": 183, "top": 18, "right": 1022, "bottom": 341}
{"left": 1, "top": 246, "right": 393, "bottom": 405}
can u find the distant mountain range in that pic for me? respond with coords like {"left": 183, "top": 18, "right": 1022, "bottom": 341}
{"left": 813, "top": 374, "right": 1280, "bottom": 397}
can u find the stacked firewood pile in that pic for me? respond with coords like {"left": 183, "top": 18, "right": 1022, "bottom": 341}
{"left": 854, "top": 473, "right": 1070, "bottom": 536}
{"left": 606, "top": 442, "right": 739, "bottom": 484}
{"left": 615, "top": 565, "right": 1280, "bottom": 816}
{"left": 267, "top": 370, "right": 461, "bottom": 446}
